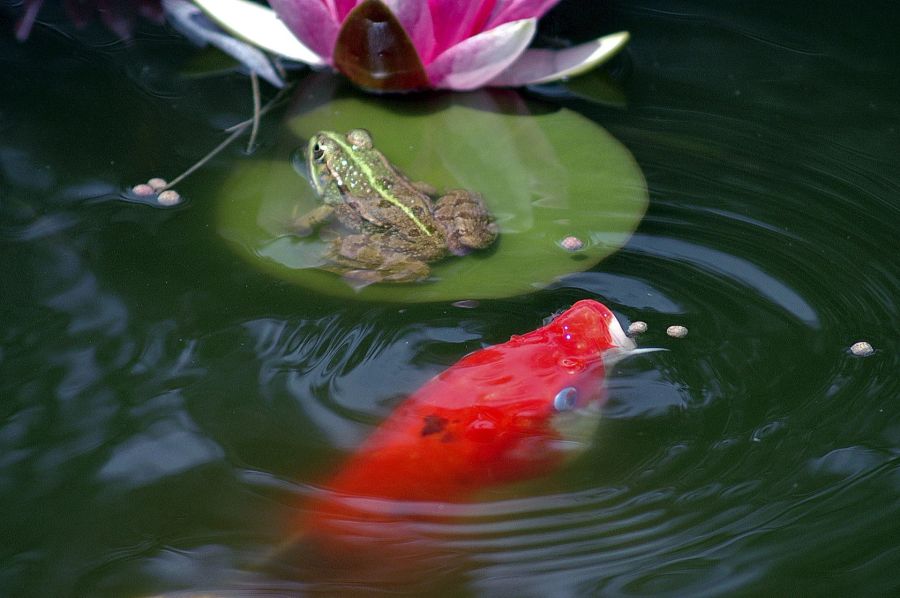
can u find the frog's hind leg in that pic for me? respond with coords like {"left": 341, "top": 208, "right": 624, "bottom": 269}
{"left": 326, "top": 234, "right": 431, "bottom": 284}
{"left": 433, "top": 190, "right": 498, "bottom": 255}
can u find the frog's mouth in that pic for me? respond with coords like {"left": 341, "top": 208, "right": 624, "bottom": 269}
{"left": 290, "top": 144, "right": 317, "bottom": 187}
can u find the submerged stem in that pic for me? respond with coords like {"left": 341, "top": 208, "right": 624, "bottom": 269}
{"left": 162, "top": 83, "right": 291, "bottom": 192}
{"left": 162, "top": 126, "right": 247, "bottom": 192}
{"left": 246, "top": 72, "right": 261, "bottom": 154}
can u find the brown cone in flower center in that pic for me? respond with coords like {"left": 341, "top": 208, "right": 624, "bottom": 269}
{"left": 333, "top": 0, "right": 430, "bottom": 92}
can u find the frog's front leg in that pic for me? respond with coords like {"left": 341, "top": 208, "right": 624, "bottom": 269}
{"left": 288, "top": 203, "right": 334, "bottom": 236}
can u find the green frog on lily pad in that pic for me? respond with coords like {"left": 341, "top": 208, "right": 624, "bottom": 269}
{"left": 217, "top": 90, "right": 647, "bottom": 302}
{"left": 290, "top": 128, "right": 498, "bottom": 284}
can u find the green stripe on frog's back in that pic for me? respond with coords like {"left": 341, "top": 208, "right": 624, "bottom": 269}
{"left": 325, "top": 132, "right": 434, "bottom": 237}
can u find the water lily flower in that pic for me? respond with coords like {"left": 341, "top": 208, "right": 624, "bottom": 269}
{"left": 192, "top": 0, "right": 629, "bottom": 92}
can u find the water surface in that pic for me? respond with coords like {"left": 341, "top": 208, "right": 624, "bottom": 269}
{"left": 2, "top": 1, "right": 898, "bottom": 595}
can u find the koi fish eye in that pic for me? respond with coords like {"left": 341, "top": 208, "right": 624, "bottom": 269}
{"left": 553, "top": 387, "right": 578, "bottom": 412}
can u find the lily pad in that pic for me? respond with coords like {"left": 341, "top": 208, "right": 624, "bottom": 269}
{"left": 217, "top": 89, "right": 647, "bottom": 302}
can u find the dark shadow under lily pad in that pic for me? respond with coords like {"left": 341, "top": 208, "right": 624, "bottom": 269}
{"left": 217, "top": 89, "right": 647, "bottom": 302}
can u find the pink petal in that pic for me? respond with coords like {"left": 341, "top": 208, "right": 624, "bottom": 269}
{"left": 15, "top": 0, "right": 44, "bottom": 41}
{"left": 426, "top": 0, "right": 496, "bottom": 60}
{"left": 269, "top": 0, "right": 341, "bottom": 61}
{"left": 426, "top": 18, "right": 536, "bottom": 91}
{"left": 98, "top": 0, "right": 136, "bottom": 41}
{"left": 487, "top": 31, "right": 629, "bottom": 87}
{"left": 193, "top": 0, "right": 325, "bottom": 65}
{"left": 331, "top": 0, "right": 359, "bottom": 21}
{"left": 487, "top": 0, "right": 560, "bottom": 29}
{"left": 62, "top": 0, "right": 93, "bottom": 28}
{"left": 381, "top": 0, "right": 435, "bottom": 62}
{"left": 139, "top": 2, "right": 166, "bottom": 23}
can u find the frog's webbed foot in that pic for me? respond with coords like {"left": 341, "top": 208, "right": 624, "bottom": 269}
{"left": 341, "top": 264, "right": 430, "bottom": 287}
{"left": 433, "top": 190, "right": 499, "bottom": 255}
{"left": 288, "top": 203, "right": 334, "bottom": 237}
{"left": 327, "top": 235, "right": 431, "bottom": 284}
{"left": 335, "top": 261, "right": 431, "bottom": 285}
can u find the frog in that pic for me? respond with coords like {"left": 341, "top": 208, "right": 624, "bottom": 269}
{"left": 290, "top": 128, "right": 498, "bottom": 284}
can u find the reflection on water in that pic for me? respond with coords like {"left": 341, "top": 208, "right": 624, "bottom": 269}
{"left": 2, "top": 0, "right": 900, "bottom": 596}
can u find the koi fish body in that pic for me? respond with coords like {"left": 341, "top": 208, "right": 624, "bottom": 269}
{"left": 300, "top": 300, "right": 634, "bottom": 554}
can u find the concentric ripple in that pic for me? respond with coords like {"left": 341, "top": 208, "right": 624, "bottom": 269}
{"left": 2, "top": 3, "right": 900, "bottom": 596}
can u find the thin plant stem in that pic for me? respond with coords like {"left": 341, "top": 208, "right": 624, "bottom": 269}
{"left": 224, "top": 94, "right": 283, "bottom": 133}
{"left": 161, "top": 126, "right": 247, "bottom": 191}
{"left": 161, "top": 84, "right": 291, "bottom": 192}
{"left": 246, "top": 72, "right": 261, "bottom": 154}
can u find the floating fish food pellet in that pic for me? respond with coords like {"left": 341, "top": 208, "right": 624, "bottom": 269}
{"left": 147, "top": 177, "right": 168, "bottom": 191}
{"left": 628, "top": 321, "right": 648, "bottom": 335}
{"left": 666, "top": 325, "right": 688, "bottom": 338}
{"left": 157, "top": 189, "right": 182, "bottom": 206}
{"left": 850, "top": 341, "right": 874, "bottom": 357}
{"left": 132, "top": 183, "right": 155, "bottom": 197}
{"left": 560, "top": 236, "right": 584, "bottom": 251}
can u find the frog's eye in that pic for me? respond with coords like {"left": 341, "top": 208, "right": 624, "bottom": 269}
{"left": 553, "top": 387, "right": 578, "bottom": 412}
{"left": 347, "top": 129, "right": 373, "bottom": 150}
{"left": 312, "top": 143, "right": 326, "bottom": 163}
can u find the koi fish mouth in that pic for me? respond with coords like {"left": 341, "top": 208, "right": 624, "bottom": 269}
{"left": 602, "top": 309, "right": 667, "bottom": 364}
{"left": 607, "top": 309, "right": 636, "bottom": 351}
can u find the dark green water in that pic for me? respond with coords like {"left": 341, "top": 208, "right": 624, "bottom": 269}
{"left": 2, "top": 1, "right": 899, "bottom": 596}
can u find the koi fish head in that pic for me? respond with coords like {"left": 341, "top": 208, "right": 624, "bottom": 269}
{"left": 536, "top": 299, "right": 635, "bottom": 454}
{"left": 541, "top": 298, "right": 636, "bottom": 367}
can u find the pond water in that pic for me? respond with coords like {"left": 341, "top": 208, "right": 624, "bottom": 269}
{"left": 2, "top": 1, "right": 899, "bottom": 596}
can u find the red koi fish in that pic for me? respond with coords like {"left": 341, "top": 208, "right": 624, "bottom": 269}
{"left": 297, "top": 299, "right": 635, "bottom": 559}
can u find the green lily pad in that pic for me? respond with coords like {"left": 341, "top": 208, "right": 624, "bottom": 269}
{"left": 217, "top": 89, "right": 647, "bottom": 302}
